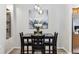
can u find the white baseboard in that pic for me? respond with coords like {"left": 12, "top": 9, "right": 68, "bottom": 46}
{"left": 59, "top": 47, "right": 72, "bottom": 54}
{"left": 7, "top": 47, "right": 70, "bottom": 54}
{"left": 6, "top": 47, "right": 21, "bottom": 54}
{"left": 6, "top": 48, "right": 14, "bottom": 54}
{"left": 57, "top": 47, "right": 70, "bottom": 54}
{"left": 62, "top": 47, "right": 69, "bottom": 54}
{"left": 63, "top": 48, "right": 72, "bottom": 54}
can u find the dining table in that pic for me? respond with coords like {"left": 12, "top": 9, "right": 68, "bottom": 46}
{"left": 21, "top": 33, "right": 57, "bottom": 54}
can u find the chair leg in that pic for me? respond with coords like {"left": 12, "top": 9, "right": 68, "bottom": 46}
{"left": 21, "top": 46, "right": 24, "bottom": 54}
{"left": 42, "top": 47, "right": 45, "bottom": 54}
{"left": 32, "top": 47, "right": 34, "bottom": 54}
{"left": 42, "top": 49, "right": 45, "bottom": 54}
{"left": 53, "top": 46, "right": 57, "bottom": 54}
{"left": 32, "top": 50, "right": 34, "bottom": 54}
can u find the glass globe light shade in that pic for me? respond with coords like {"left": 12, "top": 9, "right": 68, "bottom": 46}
{"left": 39, "top": 10, "right": 43, "bottom": 14}
{"left": 34, "top": 5, "right": 38, "bottom": 10}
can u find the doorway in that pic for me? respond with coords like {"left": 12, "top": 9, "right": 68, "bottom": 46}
{"left": 72, "top": 7, "right": 79, "bottom": 53}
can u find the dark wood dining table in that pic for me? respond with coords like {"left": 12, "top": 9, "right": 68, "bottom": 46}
{"left": 21, "top": 33, "right": 57, "bottom": 54}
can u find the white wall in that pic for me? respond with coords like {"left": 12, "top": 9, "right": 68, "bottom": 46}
{"left": 5, "top": 4, "right": 17, "bottom": 53}
{"left": 13, "top": 4, "right": 72, "bottom": 53}
{"left": 62, "top": 4, "right": 79, "bottom": 53}
{"left": 0, "top": 5, "right": 6, "bottom": 53}
{"left": 0, "top": 4, "right": 73, "bottom": 54}
{"left": 61, "top": 5, "right": 72, "bottom": 53}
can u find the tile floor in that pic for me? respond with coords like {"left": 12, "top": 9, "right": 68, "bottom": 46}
{"left": 9, "top": 48, "right": 67, "bottom": 54}
{"left": 73, "top": 48, "right": 79, "bottom": 53}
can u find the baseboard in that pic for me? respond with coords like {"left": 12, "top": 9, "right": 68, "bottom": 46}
{"left": 62, "top": 48, "right": 69, "bottom": 53}
{"left": 6, "top": 48, "right": 14, "bottom": 54}
{"left": 57, "top": 47, "right": 69, "bottom": 54}
{"left": 61, "top": 47, "right": 72, "bottom": 54}
{"left": 7, "top": 47, "right": 69, "bottom": 54}
{"left": 64, "top": 49, "right": 72, "bottom": 54}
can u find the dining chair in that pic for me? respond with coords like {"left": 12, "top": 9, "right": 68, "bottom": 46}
{"left": 19, "top": 32, "right": 58, "bottom": 54}
{"left": 20, "top": 32, "right": 24, "bottom": 54}
{"left": 44, "top": 32, "right": 58, "bottom": 54}
{"left": 31, "top": 35, "right": 45, "bottom": 54}
{"left": 53, "top": 32, "right": 58, "bottom": 54}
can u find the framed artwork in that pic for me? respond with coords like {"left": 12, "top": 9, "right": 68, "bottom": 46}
{"left": 29, "top": 9, "right": 48, "bottom": 29}
{"left": 6, "top": 8, "right": 11, "bottom": 39}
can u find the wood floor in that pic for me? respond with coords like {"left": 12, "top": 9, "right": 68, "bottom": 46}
{"left": 9, "top": 48, "right": 67, "bottom": 54}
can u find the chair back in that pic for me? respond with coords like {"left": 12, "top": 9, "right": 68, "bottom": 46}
{"left": 20, "top": 32, "right": 24, "bottom": 44}
{"left": 53, "top": 32, "right": 58, "bottom": 53}
{"left": 54, "top": 32, "right": 58, "bottom": 43}
{"left": 31, "top": 35, "right": 45, "bottom": 46}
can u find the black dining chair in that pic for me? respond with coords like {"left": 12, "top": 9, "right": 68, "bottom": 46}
{"left": 53, "top": 32, "right": 58, "bottom": 54}
{"left": 20, "top": 32, "right": 24, "bottom": 54}
{"left": 44, "top": 32, "right": 58, "bottom": 54}
{"left": 19, "top": 32, "right": 58, "bottom": 54}
{"left": 31, "top": 35, "right": 45, "bottom": 54}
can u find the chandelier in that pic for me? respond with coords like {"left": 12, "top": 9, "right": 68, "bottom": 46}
{"left": 34, "top": 4, "right": 43, "bottom": 14}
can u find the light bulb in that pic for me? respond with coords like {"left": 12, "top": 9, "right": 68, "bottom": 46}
{"left": 39, "top": 10, "right": 43, "bottom": 14}
{"left": 34, "top": 5, "right": 38, "bottom": 10}
{"left": 37, "top": 6, "right": 40, "bottom": 11}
